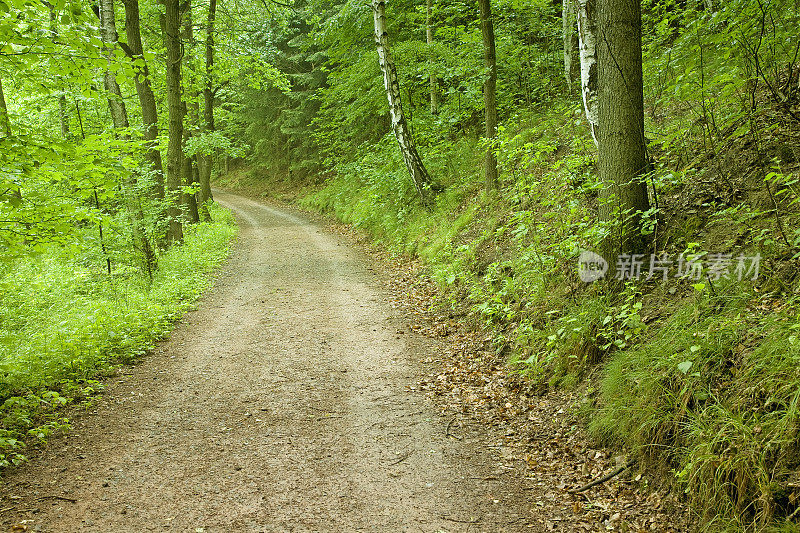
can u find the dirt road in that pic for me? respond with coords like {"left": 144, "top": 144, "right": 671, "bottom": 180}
{"left": 0, "top": 191, "right": 533, "bottom": 532}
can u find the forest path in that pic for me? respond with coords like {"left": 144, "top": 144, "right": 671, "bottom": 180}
{"left": 0, "top": 191, "right": 534, "bottom": 532}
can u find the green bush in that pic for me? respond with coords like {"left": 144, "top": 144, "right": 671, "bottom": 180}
{"left": 0, "top": 204, "right": 236, "bottom": 467}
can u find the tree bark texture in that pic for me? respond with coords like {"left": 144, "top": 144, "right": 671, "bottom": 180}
{"left": 162, "top": 0, "right": 185, "bottom": 243}
{"left": 197, "top": 0, "right": 216, "bottom": 213}
{"left": 597, "top": 0, "right": 650, "bottom": 260}
{"left": 99, "top": 0, "right": 129, "bottom": 131}
{"left": 181, "top": 1, "right": 203, "bottom": 223}
{"left": 478, "top": 0, "right": 498, "bottom": 190}
{"left": 576, "top": 0, "right": 599, "bottom": 144}
{"left": 426, "top": 0, "right": 438, "bottom": 115}
{"left": 122, "top": 0, "right": 165, "bottom": 200}
{"left": 372, "top": 0, "right": 434, "bottom": 204}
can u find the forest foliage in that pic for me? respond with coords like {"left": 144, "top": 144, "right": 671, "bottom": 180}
{"left": 2, "top": 0, "right": 800, "bottom": 529}
{"left": 218, "top": 0, "right": 800, "bottom": 529}
{"left": 0, "top": 0, "right": 238, "bottom": 469}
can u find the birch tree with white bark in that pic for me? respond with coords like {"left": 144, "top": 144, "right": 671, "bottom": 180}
{"left": 372, "top": 0, "right": 435, "bottom": 204}
{"left": 575, "top": 0, "right": 599, "bottom": 144}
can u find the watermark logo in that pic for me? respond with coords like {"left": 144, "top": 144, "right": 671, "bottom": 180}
{"left": 578, "top": 251, "right": 761, "bottom": 283}
{"left": 578, "top": 250, "right": 609, "bottom": 282}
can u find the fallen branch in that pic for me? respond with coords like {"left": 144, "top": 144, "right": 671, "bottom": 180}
{"left": 36, "top": 495, "right": 78, "bottom": 503}
{"left": 568, "top": 460, "right": 636, "bottom": 493}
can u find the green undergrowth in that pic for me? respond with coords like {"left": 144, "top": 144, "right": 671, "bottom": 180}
{"left": 215, "top": 164, "right": 321, "bottom": 203}
{"left": 222, "top": 97, "right": 800, "bottom": 529}
{"left": 0, "top": 204, "right": 236, "bottom": 468}
{"left": 591, "top": 283, "right": 800, "bottom": 531}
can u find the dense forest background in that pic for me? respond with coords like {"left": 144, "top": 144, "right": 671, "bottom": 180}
{"left": 1, "top": 0, "right": 800, "bottom": 529}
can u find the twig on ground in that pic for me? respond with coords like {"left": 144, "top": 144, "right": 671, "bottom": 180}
{"left": 441, "top": 515, "right": 480, "bottom": 524}
{"left": 568, "top": 460, "right": 636, "bottom": 493}
{"left": 36, "top": 495, "right": 78, "bottom": 503}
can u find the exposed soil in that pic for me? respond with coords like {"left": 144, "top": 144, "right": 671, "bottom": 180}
{"left": 0, "top": 191, "right": 537, "bottom": 532}
{"left": 328, "top": 219, "right": 693, "bottom": 533}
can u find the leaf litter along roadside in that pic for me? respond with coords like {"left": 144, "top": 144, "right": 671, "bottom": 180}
{"left": 324, "top": 221, "right": 694, "bottom": 533}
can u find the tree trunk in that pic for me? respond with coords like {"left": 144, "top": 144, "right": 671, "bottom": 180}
{"left": 75, "top": 99, "right": 85, "bottom": 138}
{"left": 372, "top": 0, "right": 435, "bottom": 204}
{"left": 576, "top": 0, "right": 599, "bottom": 144}
{"left": 0, "top": 77, "right": 10, "bottom": 136}
{"left": 181, "top": 0, "right": 203, "bottom": 223}
{"left": 99, "top": 0, "right": 129, "bottom": 131}
{"left": 197, "top": 0, "right": 216, "bottom": 214}
{"left": 181, "top": 134, "right": 201, "bottom": 223}
{"left": 121, "top": 0, "right": 165, "bottom": 200}
{"left": 59, "top": 96, "right": 69, "bottom": 138}
{"left": 563, "top": 0, "right": 580, "bottom": 88}
{"left": 99, "top": 0, "right": 157, "bottom": 276}
{"left": 426, "top": 0, "right": 438, "bottom": 115}
{"left": 162, "top": 0, "right": 185, "bottom": 243}
{"left": 0, "top": 77, "right": 21, "bottom": 202}
{"left": 597, "top": 0, "right": 650, "bottom": 263}
{"left": 478, "top": 0, "right": 498, "bottom": 190}
{"left": 48, "top": 6, "right": 70, "bottom": 138}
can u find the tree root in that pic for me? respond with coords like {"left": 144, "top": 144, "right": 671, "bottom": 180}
{"left": 568, "top": 459, "right": 636, "bottom": 493}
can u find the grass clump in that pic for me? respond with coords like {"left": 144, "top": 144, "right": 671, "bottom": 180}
{"left": 0, "top": 204, "right": 236, "bottom": 467}
{"left": 590, "top": 281, "right": 800, "bottom": 530}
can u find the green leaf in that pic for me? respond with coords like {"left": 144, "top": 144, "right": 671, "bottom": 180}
{"left": 677, "top": 361, "right": 693, "bottom": 374}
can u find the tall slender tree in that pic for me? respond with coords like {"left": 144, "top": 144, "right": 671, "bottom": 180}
{"left": 99, "top": 0, "right": 129, "bottom": 131}
{"left": 0, "top": 77, "right": 10, "bottom": 137}
{"left": 372, "top": 0, "right": 435, "bottom": 204}
{"left": 121, "top": 0, "right": 166, "bottom": 199}
{"left": 99, "top": 0, "right": 156, "bottom": 276}
{"left": 162, "top": 0, "right": 185, "bottom": 243}
{"left": 576, "top": 0, "right": 598, "bottom": 144}
{"left": 597, "top": 0, "right": 650, "bottom": 261}
{"left": 197, "top": 0, "right": 216, "bottom": 216}
{"left": 478, "top": 0, "right": 498, "bottom": 190}
{"left": 181, "top": 0, "right": 202, "bottom": 223}
{"left": 0, "top": 76, "right": 21, "bottom": 203}
{"left": 46, "top": 4, "right": 70, "bottom": 138}
{"left": 426, "top": 0, "right": 438, "bottom": 115}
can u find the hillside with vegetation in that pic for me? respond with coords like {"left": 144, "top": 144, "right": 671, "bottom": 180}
{"left": 1, "top": 0, "right": 800, "bottom": 529}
